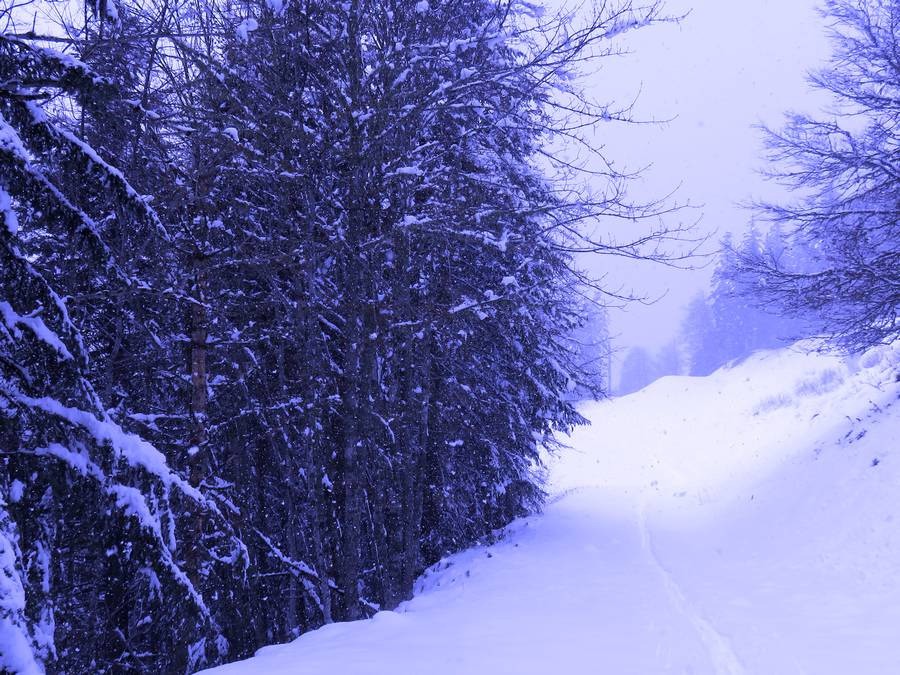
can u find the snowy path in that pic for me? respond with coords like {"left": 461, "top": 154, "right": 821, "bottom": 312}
{"left": 210, "top": 489, "right": 734, "bottom": 674}
{"left": 205, "top": 345, "right": 900, "bottom": 675}
{"left": 637, "top": 504, "right": 745, "bottom": 675}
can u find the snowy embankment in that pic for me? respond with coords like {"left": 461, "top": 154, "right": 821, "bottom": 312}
{"left": 202, "top": 343, "right": 900, "bottom": 674}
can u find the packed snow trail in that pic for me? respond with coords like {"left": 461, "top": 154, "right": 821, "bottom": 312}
{"left": 637, "top": 505, "right": 745, "bottom": 675}
{"left": 209, "top": 491, "right": 726, "bottom": 674}
{"left": 204, "top": 344, "right": 900, "bottom": 674}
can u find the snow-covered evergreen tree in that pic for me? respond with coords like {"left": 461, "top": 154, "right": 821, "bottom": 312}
{"left": 0, "top": 32, "right": 243, "bottom": 673}
{"left": 2, "top": 0, "right": 677, "bottom": 668}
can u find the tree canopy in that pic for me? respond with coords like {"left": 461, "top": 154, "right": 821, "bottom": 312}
{"left": 742, "top": 0, "right": 900, "bottom": 352}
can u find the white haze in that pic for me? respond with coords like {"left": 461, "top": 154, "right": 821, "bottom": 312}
{"left": 578, "top": 0, "right": 832, "bottom": 368}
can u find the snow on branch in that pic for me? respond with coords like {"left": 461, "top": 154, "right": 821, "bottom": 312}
{"left": 12, "top": 393, "right": 205, "bottom": 501}
{"left": 20, "top": 101, "right": 171, "bottom": 242}
{"left": 0, "top": 512, "right": 43, "bottom": 675}
{"left": 252, "top": 527, "right": 330, "bottom": 617}
{"left": 0, "top": 186, "right": 18, "bottom": 236}
{"left": 0, "top": 301, "right": 74, "bottom": 362}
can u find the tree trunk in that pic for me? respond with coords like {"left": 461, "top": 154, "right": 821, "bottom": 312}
{"left": 186, "top": 253, "right": 208, "bottom": 585}
{"left": 401, "top": 328, "right": 432, "bottom": 594}
{"left": 338, "top": 300, "right": 363, "bottom": 619}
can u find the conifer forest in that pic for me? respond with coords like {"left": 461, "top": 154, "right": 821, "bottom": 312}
{"left": 6, "top": 0, "right": 899, "bottom": 672}
{"left": 0, "top": 0, "right": 676, "bottom": 670}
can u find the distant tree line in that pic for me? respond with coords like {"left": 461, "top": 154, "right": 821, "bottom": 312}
{"left": 1, "top": 0, "right": 673, "bottom": 671}
{"left": 619, "top": 0, "right": 900, "bottom": 396}
{"left": 617, "top": 226, "right": 812, "bottom": 395}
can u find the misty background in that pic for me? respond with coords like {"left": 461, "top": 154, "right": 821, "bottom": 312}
{"left": 579, "top": 0, "right": 831, "bottom": 385}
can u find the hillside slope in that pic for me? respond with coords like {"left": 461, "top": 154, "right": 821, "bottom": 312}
{"left": 203, "top": 343, "right": 900, "bottom": 674}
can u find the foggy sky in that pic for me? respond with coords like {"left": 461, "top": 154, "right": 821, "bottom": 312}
{"left": 581, "top": 0, "right": 832, "bottom": 364}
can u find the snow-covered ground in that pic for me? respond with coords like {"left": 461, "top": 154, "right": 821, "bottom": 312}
{"left": 202, "top": 342, "right": 900, "bottom": 674}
